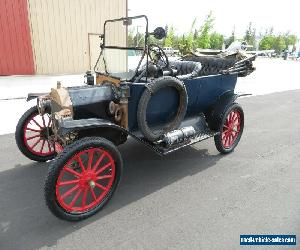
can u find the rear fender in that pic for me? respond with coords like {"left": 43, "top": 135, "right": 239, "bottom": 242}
{"left": 205, "top": 90, "right": 248, "bottom": 130}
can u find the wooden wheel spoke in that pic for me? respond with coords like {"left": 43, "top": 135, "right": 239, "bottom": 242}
{"left": 69, "top": 189, "right": 82, "bottom": 207}
{"left": 58, "top": 179, "right": 80, "bottom": 186}
{"left": 228, "top": 134, "right": 233, "bottom": 145}
{"left": 95, "top": 182, "right": 107, "bottom": 191}
{"left": 76, "top": 155, "right": 86, "bottom": 173}
{"left": 222, "top": 133, "right": 226, "bottom": 140}
{"left": 224, "top": 135, "right": 230, "bottom": 147}
{"left": 232, "top": 116, "right": 239, "bottom": 124}
{"left": 82, "top": 188, "right": 88, "bottom": 208}
{"left": 26, "top": 134, "right": 40, "bottom": 141}
{"left": 96, "top": 175, "right": 112, "bottom": 180}
{"left": 87, "top": 149, "right": 94, "bottom": 171}
{"left": 90, "top": 186, "right": 97, "bottom": 201}
{"left": 92, "top": 152, "right": 106, "bottom": 171}
{"left": 60, "top": 185, "right": 80, "bottom": 200}
{"left": 65, "top": 167, "right": 82, "bottom": 177}
{"left": 31, "top": 138, "right": 41, "bottom": 149}
{"left": 26, "top": 127, "right": 41, "bottom": 133}
{"left": 47, "top": 141, "right": 53, "bottom": 153}
{"left": 39, "top": 140, "right": 46, "bottom": 153}
{"left": 31, "top": 117, "right": 43, "bottom": 129}
{"left": 231, "top": 112, "right": 237, "bottom": 122}
{"left": 95, "top": 162, "right": 112, "bottom": 176}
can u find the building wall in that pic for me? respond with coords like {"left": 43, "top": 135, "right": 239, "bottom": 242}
{"left": 27, "top": 0, "right": 127, "bottom": 75}
{"left": 0, "top": 0, "right": 35, "bottom": 75}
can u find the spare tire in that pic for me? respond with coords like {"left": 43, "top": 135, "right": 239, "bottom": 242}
{"left": 137, "top": 76, "right": 188, "bottom": 142}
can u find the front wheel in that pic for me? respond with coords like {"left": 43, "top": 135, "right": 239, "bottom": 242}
{"left": 15, "top": 106, "right": 56, "bottom": 162}
{"left": 214, "top": 103, "right": 244, "bottom": 154}
{"left": 44, "top": 137, "right": 123, "bottom": 221}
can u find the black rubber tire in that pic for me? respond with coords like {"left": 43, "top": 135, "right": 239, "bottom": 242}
{"left": 15, "top": 106, "right": 56, "bottom": 162}
{"left": 44, "top": 137, "right": 123, "bottom": 221}
{"left": 214, "top": 103, "right": 244, "bottom": 154}
{"left": 137, "top": 76, "right": 188, "bottom": 142}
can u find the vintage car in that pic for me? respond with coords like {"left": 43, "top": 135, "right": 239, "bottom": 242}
{"left": 15, "top": 15, "right": 255, "bottom": 221}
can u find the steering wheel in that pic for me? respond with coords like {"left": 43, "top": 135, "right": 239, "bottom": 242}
{"left": 148, "top": 44, "right": 169, "bottom": 69}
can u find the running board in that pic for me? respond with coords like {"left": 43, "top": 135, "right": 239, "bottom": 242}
{"left": 129, "top": 114, "right": 218, "bottom": 156}
{"left": 156, "top": 130, "right": 218, "bottom": 155}
{"left": 130, "top": 129, "right": 218, "bottom": 156}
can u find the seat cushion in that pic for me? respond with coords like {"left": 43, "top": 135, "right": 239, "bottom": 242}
{"left": 170, "top": 60, "right": 202, "bottom": 79}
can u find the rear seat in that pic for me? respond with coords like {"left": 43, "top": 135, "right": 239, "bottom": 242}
{"left": 170, "top": 61, "right": 202, "bottom": 80}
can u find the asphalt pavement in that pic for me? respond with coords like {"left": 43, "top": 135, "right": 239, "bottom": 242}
{"left": 0, "top": 89, "right": 299, "bottom": 249}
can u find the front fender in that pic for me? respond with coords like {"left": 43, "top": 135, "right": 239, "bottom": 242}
{"left": 57, "top": 118, "right": 128, "bottom": 145}
{"left": 27, "top": 93, "right": 48, "bottom": 101}
{"left": 58, "top": 118, "right": 127, "bottom": 135}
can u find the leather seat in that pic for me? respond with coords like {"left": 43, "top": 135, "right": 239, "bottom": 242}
{"left": 170, "top": 61, "right": 202, "bottom": 80}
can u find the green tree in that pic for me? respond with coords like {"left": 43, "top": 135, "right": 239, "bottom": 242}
{"left": 196, "top": 12, "right": 214, "bottom": 49}
{"left": 127, "top": 29, "right": 135, "bottom": 47}
{"left": 210, "top": 32, "right": 224, "bottom": 49}
{"left": 225, "top": 28, "right": 235, "bottom": 48}
{"left": 127, "top": 28, "right": 145, "bottom": 47}
{"left": 164, "top": 26, "right": 175, "bottom": 47}
{"left": 284, "top": 34, "right": 298, "bottom": 51}
{"left": 274, "top": 35, "right": 286, "bottom": 53}
{"left": 244, "top": 22, "right": 256, "bottom": 49}
{"left": 285, "top": 34, "right": 297, "bottom": 46}
{"left": 259, "top": 35, "right": 275, "bottom": 50}
{"left": 259, "top": 33, "right": 296, "bottom": 53}
{"left": 178, "top": 34, "right": 194, "bottom": 55}
{"left": 178, "top": 18, "right": 197, "bottom": 54}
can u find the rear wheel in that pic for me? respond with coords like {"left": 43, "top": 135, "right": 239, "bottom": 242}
{"left": 44, "top": 137, "right": 122, "bottom": 221}
{"left": 15, "top": 106, "right": 56, "bottom": 162}
{"left": 214, "top": 103, "right": 244, "bottom": 154}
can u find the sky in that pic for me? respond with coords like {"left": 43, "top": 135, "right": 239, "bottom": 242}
{"left": 128, "top": 0, "right": 300, "bottom": 38}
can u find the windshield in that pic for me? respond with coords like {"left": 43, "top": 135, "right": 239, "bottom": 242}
{"left": 94, "top": 16, "right": 148, "bottom": 80}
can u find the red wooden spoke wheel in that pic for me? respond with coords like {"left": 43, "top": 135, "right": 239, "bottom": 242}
{"left": 56, "top": 148, "right": 116, "bottom": 213}
{"left": 214, "top": 103, "right": 244, "bottom": 154}
{"left": 15, "top": 106, "right": 56, "bottom": 162}
{"left": 45, "top": 137, "right": 122, "bottom": 221}
{"left": 23, "top": 112, "right": 54, "bottom": 156}
{"left": 221, "top": 110, "right": 241, "bottom": 149}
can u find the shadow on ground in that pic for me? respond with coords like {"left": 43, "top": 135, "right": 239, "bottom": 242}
{"left": 0, "top": 137, "right": 221, "bottom": 249}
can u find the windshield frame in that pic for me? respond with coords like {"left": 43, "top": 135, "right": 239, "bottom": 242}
{"left": 102, "top": 15, "right": 149, "bottom": 51}
{"left": 95, "top": 15, "right": 150, "bottom": 81}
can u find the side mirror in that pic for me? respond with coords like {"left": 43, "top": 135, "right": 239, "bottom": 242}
{"left": 152, "top": 27, "right": 166, "bottom": 40}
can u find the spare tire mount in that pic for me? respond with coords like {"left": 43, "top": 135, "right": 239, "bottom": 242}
{"left": 137, "top": 76, "right": 188, "bottom": 142}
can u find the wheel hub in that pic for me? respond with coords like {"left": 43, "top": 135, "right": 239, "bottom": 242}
{"left": 79, "top": 171, "right": 96, "bottom": 188}
{"left": 232, "top": 125, "right": 238, "bottom": 132}
{"left": 228, "top": 123, "right": 237, "bottom": 132}
{"left": 89, "top": 180, "right": 96, "bottom": 189}
{"left": 39, "top": 128, "right": 48, "bottom": 139}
